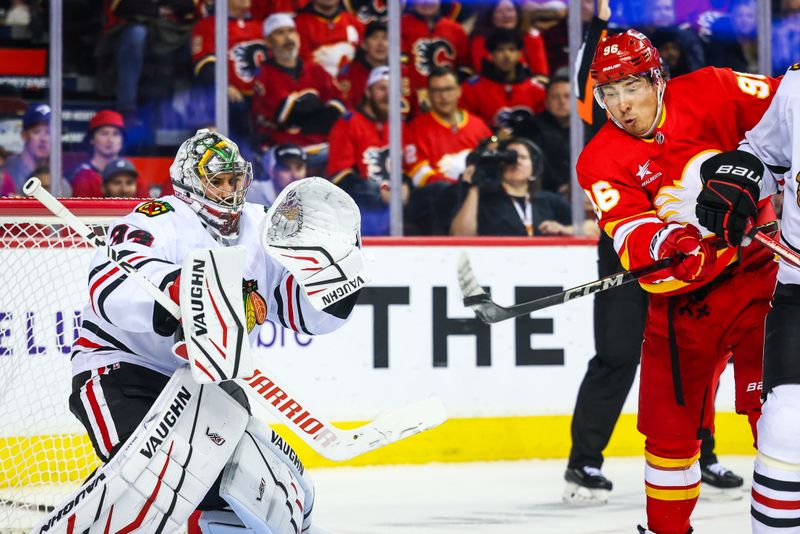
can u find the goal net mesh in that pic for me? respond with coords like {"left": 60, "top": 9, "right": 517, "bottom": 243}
{"left": 0, "top": 198, "right": 140, "bottom": 531}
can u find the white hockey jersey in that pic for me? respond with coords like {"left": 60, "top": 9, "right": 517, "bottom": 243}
{"left": 71, "top": 196, "right": 350, "bottom": 378}
{"left": 741, "top": 65, "right": 800, "bottom": 285}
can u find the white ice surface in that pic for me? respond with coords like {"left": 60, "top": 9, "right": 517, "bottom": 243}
{"left": 311, "top": 456, "right": 755, "bottom": 534}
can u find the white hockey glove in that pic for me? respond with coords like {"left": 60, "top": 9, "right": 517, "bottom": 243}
{"left": 262, "top": 177, "right": 367, "bottom": 311}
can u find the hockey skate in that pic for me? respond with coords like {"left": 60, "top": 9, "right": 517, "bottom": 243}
{"left": 699, "top": 462, "right": 744, "bottom": 501}
{"left": 563, "top": 466, "right": 612, "bottom": 506}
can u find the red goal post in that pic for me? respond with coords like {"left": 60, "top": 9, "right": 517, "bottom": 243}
{"left": 0, "top": 198, "right": 141, "bottom": 531}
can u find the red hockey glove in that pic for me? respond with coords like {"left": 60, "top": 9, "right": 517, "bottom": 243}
{"left": 657, "top": 225, "right": 717, "bottom": 283}
{"left": 154, "top": 273, "right": 181, "bottom": 337}
{"left": 696, "top": 150, "right": 763, "bottom": 246}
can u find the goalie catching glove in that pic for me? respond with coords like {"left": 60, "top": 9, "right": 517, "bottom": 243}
{"left": 651, "top": 224, "right": 717, "bottom": 283}
{"left": 262, "top": 177, "right": 367, "bottom": 312}
{"left": 696, "top": 150, "right": 764, "bottom": 246}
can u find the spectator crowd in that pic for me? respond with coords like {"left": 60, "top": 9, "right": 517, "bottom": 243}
{"left": 0, "top": 0, "right": 783, "bottom": 234}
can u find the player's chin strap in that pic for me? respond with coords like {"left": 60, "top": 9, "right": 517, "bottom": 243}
{"left": 262, "top": 177, "right": 369, "bottom": 312}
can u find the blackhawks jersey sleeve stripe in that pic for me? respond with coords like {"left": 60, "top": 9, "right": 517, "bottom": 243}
{"left": 272, "top": 284, "right": 289, "bottom": 329}
{"left": 285, "top": 275, "right": 299, "bottom": 332}
{"left": 294, "top": 282, "right": 313, "bottom": 336}
{"left": 81, "top": 320, "right": 136, "bottom": 356}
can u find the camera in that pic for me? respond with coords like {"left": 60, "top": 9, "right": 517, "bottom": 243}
{"left": 467, "top": 149, "right": 518, "bottom": 190}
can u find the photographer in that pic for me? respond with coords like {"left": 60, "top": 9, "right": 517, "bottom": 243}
{"left": 442, "top": 137, "right": 571, "bottom": 236}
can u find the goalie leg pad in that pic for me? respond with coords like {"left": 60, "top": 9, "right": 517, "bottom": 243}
{"left": 220, "top": 419, "right": 315, "bottom": 534}
{"left": 34, "top": 367, "right": 250, "bottom": 534}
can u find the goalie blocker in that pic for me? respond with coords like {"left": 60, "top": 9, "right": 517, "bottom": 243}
{"left": 42, "top": 367, "right": 315, "bottom": 534}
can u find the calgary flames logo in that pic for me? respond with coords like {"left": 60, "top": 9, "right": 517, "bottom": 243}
{"left": 653, "top": 149, "right": 720, "bottom": 236}
{"left": 347, "top": 0, "right": 387, "bottom": 23}
{"left": 363, "top": 146, "right": 390, "bottom": 183}
{"left": 230, "top": 40, "right": 268, "bottom": 84}
{"left": 413, "top": 38, "right": 455, "bottom": 77}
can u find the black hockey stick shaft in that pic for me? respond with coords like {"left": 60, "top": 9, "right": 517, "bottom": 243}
{"left": 460, "top": 221, "right": 779, "bottom": 324}
{"left": 462, "top": 256, "right": 672, "bottom": 323}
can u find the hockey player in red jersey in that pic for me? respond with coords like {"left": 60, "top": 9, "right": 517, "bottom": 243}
{"left": 577, "top": 30, "right": 779, "bottom": 534}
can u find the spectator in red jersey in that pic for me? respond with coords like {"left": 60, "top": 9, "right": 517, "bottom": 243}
{"left": 343, "top": 0, "right": 386, "bottom": 24}
{"left": 191, "top": 0, "right": 268, "bottom": 150}
{"left": 71, "top": 110, "right": 126, "bottom": 198}
{"left": 295, "top": 0, "right": 363, "bottom": 78}
{"left": 101, "top": 158, "right": 139, "bottom": 199}
{"left": 338, "top": 21, "right": 387, "bottom": 108}
{"left": 460, "top": 29, "right": 546, "bottom": 129}
{"left": 252, "top": 13, "right": 346, "bottom": 161}
{"left": 404, "top": 67, "right": 491, "bottom": 188}
{"left": 469, "top": 0, "right": 549, "bottom": 79}
{"left": 401, "top": 0, "right": 469, "bottom": 115}
{"left": 327, "top": 66, "right": 409, "bottom": 235}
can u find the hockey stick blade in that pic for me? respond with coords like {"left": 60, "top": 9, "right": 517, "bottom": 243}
{"left": 327, "top": 397, "right": 448, "bottom": 461}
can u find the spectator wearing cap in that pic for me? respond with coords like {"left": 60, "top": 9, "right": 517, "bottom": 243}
{"left": 191, "top": 0, "right": 268, "bottom": 150}
{"left": 249, "top": 143, "right": 308, "bottom": 205}
{"left": 5, "top": 103, "right": 51, "bottom": 192}
{"left": 294, "top": 0, "right": 363, "bottom": 78}
{"left": 327, "top": 66, "right": 410, "bottom": 235}
{"left": 102, "top": 158, "right": 139, "bottom": 198}
{"left": 252, "top": 14, "right": 345, "bottom": 158}
{"left": 337, "top": 21, "right": 387, "bottom": 108}
{"left": 459, "top": 29, "right": 546, "bottom": 129}
{"left": 71, "top": 110, "right": 126, "bottom": 198}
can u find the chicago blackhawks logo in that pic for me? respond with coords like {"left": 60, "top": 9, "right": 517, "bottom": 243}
{"left": 135, "top": 201, "right": 175, "bottom": 218}
{"left": 413, "top": 38, "right": 455, "bottom": 77}
{"left": 363, "top": 146, "right": 390, "bottom": 183}
{"left": 230, "top": 40, "right": 268, "bottom": 84}
{"left": 242, "top": 279, "right": 267, "bottom": 333}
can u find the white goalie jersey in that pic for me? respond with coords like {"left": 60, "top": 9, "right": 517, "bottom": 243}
{"left": 71, "top": 196, "right": 350, "bottom": 378}
{"left": 741, "top": 65, "right": 800, "bottom": 286}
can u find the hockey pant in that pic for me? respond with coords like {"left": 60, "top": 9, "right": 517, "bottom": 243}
{"left": 638, "top": 260, "right": 775, "bottom": 534}
{"left": 753, "top": 283, "right": 800, "bottom": 532}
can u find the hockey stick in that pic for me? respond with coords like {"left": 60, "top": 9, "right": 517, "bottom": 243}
{"left": 744, "top": 223, "right": 800, "bottom": 270}
{"left": 459, "top": 221, "right": 780, "bottom": 324}
{"left": 23, "top": 177, "right": 447, "bottom": 461}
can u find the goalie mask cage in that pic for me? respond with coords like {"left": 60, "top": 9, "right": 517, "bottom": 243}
{"left": 0, "top": 198, "right": 140, "bottom": 532}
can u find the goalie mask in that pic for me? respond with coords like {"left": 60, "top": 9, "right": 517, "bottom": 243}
{"left": 170, "top": 129, "right": 253, "bottom": 245}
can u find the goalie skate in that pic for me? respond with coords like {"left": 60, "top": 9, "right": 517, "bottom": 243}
{"left": 562, "top": 466, "right": 612, "bottom": 506}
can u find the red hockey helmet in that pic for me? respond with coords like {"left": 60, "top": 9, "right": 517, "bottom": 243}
{"left": 590, "top": 29, "right": 662, "bottom": 86}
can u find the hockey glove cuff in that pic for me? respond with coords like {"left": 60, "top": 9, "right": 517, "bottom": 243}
{"left": 696, "top": 150, "right": 763, "bottom": 246}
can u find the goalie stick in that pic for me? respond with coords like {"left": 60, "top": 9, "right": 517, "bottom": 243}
{"left": 23, "top": 177, "right": 446, "bottom": 461}
{"left": 459, "top": 221, "right": 779, "bottom": 324}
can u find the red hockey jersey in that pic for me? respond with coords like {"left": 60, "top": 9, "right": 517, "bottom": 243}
{"left": 404, "top": 110, "right": 491, "bottom": 186}
{"left": 469, "top": 30, "right": 549, "bottom": 77}
{"left": 459, "top": 68, "right": 546, "bottom": 128}
{"left": 191, "top": 16, "right": 268, "bottom": 94}
{"left": 401, "top": 13, "right": 469, "bottom": 111}
{"left": 327, "top": 109, "right": 396, "bottom": 183}
{"left": 295, "top": 5, "right": 363, "bottom": 77}
{"left": 577, "top": 67, "right": 780, "bottom": 296}
{"left": 337, "top": 55, "right": 414, "bottom": 115}
{"left": 252, "top": 59, "right": 344, "bottom": 146}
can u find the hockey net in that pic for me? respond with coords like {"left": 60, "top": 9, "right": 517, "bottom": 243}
{"left": 0, "top": 198, "right": 141, "bottom": 531}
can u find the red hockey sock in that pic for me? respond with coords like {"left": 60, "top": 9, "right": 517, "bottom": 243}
{"left": 644, "top": 438, "right": 701, "bottom": 534}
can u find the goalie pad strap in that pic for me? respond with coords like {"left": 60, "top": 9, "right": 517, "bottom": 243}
{"left": 35, "top": 367, "right": 250, "bottom": 534}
